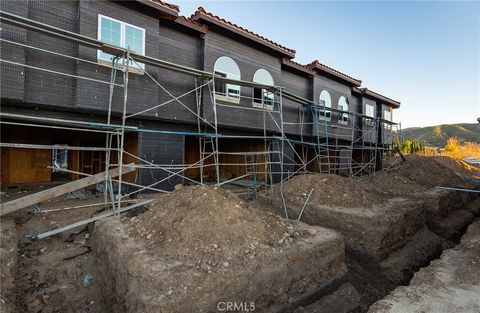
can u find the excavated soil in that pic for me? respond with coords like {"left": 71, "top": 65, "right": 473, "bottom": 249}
{"left": 94, "top": 185, "right": 350, "bottom": 312}
{"left": 280, "top": 174, "right": 384, "bottom": 208}
{"left": 368, "top": 220, "right": 480, "bottom": 313}
{"left": 2, "top": 154, "right": 479, "bottom": 313}
{"left": 0, "top": 217, "right": 17, "bottom": 313}
{"left": 360, "top": 155, "right": 479, "bottom": 196}
{"left": 258, "top": 154, "right": 480, "bottom": 312}
{"left": 0, "top": 192, "right": 111, "bottom": 313}
{"left": 125, "top": 185, "right": 310, "bottom": 266}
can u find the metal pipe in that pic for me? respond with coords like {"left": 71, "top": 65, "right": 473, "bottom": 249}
{"left": 297, "top": 187, "right": 315, "bottom": 221}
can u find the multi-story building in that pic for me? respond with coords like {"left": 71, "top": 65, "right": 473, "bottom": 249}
{"left": 0, "top": 0, "right": 400, "bottom": 191}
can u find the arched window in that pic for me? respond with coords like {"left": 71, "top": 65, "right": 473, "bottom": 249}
{"left": 253, "top": 69, "right": 274, "bottom": 107}
{"left": 319, "top": 90, "right": 332, "bottom": 120}
{"left": 338, "top": 96, "right": 349, "bottom": 123}
{"left": 214, "top": 56, "right": 241, "bottom": 99}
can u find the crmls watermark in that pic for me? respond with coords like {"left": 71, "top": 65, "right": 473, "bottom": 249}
{"left": 217, "top": 301, "right": 255, "bottom": 312}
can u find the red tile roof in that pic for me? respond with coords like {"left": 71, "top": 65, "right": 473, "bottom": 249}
{"left": 190, "top": 7, "right": 296, "bottom": 58}
{"left": 282, "top": 58, "right": 315, "bottom": 75}
{"left": 136, "top": 0, "right": 179, "bottom": 18}
{"left": 307, "top": 60, "right": 361, "bottom": 86}
{"left": 175, "top": 15, "right": 207, "bottom": 33}
{"left": 150, "top": 0, "right": 180, "bottom": 12}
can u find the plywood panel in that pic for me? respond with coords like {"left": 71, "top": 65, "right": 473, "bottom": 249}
{"left": 0, "top": 148, "right": 51, "bottom": 184}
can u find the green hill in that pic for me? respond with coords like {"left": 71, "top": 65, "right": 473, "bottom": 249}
{"left": 401, "top": 123, "right": 480, "bottom": 147}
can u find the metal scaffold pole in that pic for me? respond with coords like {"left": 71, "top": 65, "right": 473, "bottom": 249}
{"left": 211, "top": 74, "right": 221, "bottom": 187}
{"left": 104, "top": 56, "right": 119, "bottom": 210}
{"left": 115, "top": 50, "right": 130, "bottom": 213}
{"left": 278, "top": 88, "right": 288, "bottom": 219}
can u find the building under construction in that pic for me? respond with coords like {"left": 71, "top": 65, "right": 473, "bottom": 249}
{"left": 4, "top": 3, "right": 480, "bottom": 313}
{"left": 0, "top": 0, "right": 401, "bottom": 203}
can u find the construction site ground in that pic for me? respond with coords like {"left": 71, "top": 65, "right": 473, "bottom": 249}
{"left": 1, "top": 155, "right": 479, "bottom": 312}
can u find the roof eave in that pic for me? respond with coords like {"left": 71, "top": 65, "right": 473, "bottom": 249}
{"left": 135, "top": 0, "right": 179, "bottom": 19}
{"left": 191, "top": 13, "right": 296, "bottom": 59}
{"left": 174, "top": 16, "right": 207, "bottom": 34}
{"left": 352, "top": 87, "right": 401, "bottom": 108}
{"left": 281, "top": 59, "right": 315, "bottom": 76}
{"left": 313, "top": 64, "right": 361, "bottom": 87}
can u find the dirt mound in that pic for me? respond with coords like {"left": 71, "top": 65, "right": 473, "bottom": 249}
{"left": 389, "top": 155, "right": 475, "bottom": 188}
{"left": 281, "top": 174, "right": 383, "bottom": 207}
{"left": 125, "top": 185, "right": 307, "bottom": 270}
{"left": 433, "top": 156, "right": 480, "bottom": 178}
{"left": 358, "top": 155, "right": 478, "bottom": 196}
{"left": 358, "top": 171, "right": 427, "bottom": 195}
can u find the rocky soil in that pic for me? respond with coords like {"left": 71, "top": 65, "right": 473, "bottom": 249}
{"left": 125, "top": 185, "right": 311, "bottom": 273}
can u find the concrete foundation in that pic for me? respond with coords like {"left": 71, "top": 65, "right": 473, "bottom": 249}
{"left": 92, "top": 217, "right": 351, "bottom": 313}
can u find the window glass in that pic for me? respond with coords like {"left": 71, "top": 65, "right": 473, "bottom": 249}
{"left": 125, "top": 25, "right": 144, "bottom": 54}
{"left": 214, "top": 57, "right": 241, "bottom": 99}
{"left": 319, "top": 90, "right": 332, "bottom": 119}
{"left": 101, "top": 18, "right": 121, "bottom": 46}
{"left": 253, "top": 69, "right": 274, "bottom": 106}
{"left": 365, "top": 104, "right": 375, "bottom": 118}
{"left": 364, "top": 103, "right": 375, "bottom": 126}
{"left": 384, "top": 109, "right": 392, "bottom": 121}
{"left": 338, "top": 96, "right": 349, "bottom": 123}
{"left": 98, "top": 15, "right": 145, "bottom": 70}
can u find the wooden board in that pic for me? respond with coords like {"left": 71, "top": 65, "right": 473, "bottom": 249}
{"left": 0, "top": 164, "right": 135, "bottom": 216}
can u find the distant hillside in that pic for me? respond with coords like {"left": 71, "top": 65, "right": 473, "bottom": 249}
{"left": 402, "top": 123, "right": 480, "bottom": 147}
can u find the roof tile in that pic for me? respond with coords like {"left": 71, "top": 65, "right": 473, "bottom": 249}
{"left": 307, "top": 60, "right": 361, "bottom": 85}
{"left": 150, "top": 0, "right": 180, "bottom": 12}
{"left": 190, "top": 7, "right": 296, "bottom": 55}
{"left": 282, "top": 58, "right": 315, "bottom": 75}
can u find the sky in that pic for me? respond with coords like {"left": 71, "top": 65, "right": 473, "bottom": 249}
{"left": 176, "top": 0, "right": 480, "bottom": 128}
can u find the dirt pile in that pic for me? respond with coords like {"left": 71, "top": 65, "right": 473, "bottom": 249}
{"left": 358, "top": 171, "right": 427, "bottom": 195}
{"left": 281, "top": 174, "right": 384, "bottom": 207}
{"left": 125, "top": 185, "right": 308, "bottom": 270}
{"left": 96, "top": 185, "right": 348, "bottom": 312}
{"left": 359, "top": 155, "right": 479, "bottom": 196}
{"left": 388, "top": 155, "right": 475, "bottom": 188}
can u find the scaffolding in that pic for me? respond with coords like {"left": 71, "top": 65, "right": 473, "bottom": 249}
{"left": 0, "top": 10, "right": 401, "bottom": 220}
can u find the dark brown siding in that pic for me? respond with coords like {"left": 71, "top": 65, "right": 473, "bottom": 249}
{"left": 0, "top": 1, "right": 28, "bottom": 102}
{"left": 201, "top": 30, "right": 284, "bottom": 133}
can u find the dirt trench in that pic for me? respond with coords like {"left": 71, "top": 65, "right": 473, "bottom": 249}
{"left": 1, "top": 155, "right": 479, "bottom": 313}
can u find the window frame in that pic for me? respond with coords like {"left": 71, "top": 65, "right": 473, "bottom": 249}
{"left": 364, "top": 103, "right": 375, "bottom": 126}
{"left": 214, "top": 56, "right": 241, "bottom": 103}
{"left": 252, "top": 69, "right": 275, "bottom": 110}
{"left": 319, "top": 90, "right": 332, "bottom": 121}
{"left": 384, "top": 108, "right": 392, "bottom": 121}
{"left": 97, "top": 14, "right": 146, "bottom": 71}
{"left": 384, "top": 108, "right": 392, "bottom": 128}
{"left": 337, "top": 96, "right": 349, "bottom": 124}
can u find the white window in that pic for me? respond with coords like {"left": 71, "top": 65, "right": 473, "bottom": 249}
{"left": 253, "top": 69, "right": 274, "bottom": 109}
{"left": 214, "top": 56, "right": 241, "bottom": 100}
{"left": 365, "top": 103, "right": 375, "bottom": 125}
{"left": 338, "top": 96, "right": 349, "bottom": 124}
{"left": 98, "top": 15, "right": 145, "bottom": 70}
{"left": 384, "top": 108, "right": 392, "bottom": 128}
{"left": 384, "top": 109, "right": 392, "bottom": 122}
{"left": 319, "top": 90, "right": 332, "bottom": 120}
